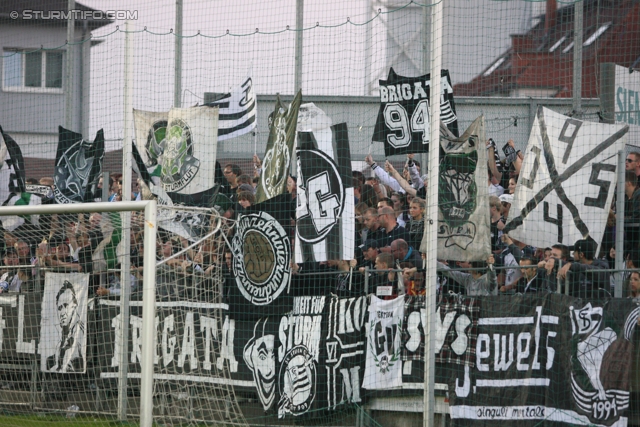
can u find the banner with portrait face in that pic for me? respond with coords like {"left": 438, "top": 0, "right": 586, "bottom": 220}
{"left": 39, "top": 272, "right": 89, "bottom": 373}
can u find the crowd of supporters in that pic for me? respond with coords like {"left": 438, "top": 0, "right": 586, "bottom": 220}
{"left": 1, "top": 145, "right": 640, "bottom": 303}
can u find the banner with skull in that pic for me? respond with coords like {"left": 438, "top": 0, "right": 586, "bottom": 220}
{"left": 426, "top": 116, "right": 491, "bottom": 262}
{"left": 53, "top": 126, "right": 105, "bottom": 204}
{"left": 255, "top": 91, "right": 302, "bottom": 204}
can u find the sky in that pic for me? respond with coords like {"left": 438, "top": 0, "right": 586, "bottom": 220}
{"left": 75, "top": 0, "right": 543, "bottom": 147}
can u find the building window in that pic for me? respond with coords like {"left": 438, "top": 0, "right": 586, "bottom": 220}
{"left": 3, "top": 49, "right": 64, "bottom": 92}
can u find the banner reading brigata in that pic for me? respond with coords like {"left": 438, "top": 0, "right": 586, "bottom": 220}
{"left": 372, "top": 67, "right": 458, "bottom": 156}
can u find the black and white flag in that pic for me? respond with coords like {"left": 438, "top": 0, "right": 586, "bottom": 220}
{"left": 204, "top": 76, "right": 256, "bottom": 141}
{"left": 505, "top": 107, "right": 628, "bottom": 248}
{"left": 0, "top": 128, "right": 42, "bottom": 231}
{"left": 372, "top": 67, "right": 458, "bottom": 156}
{"left": 363, "top": 295, "right": 404, "bottom": 390}
{"left": 430, "top": 116, "right": 491, "bottom": 261}
{"left": 39, "top": 273, "right": 89, "bottom": 373}
{"left": 53, "top": 126, "right": 105, "bottom": 204}
{"left": 295, "top": 105, "right": 355, "bottom": 263}
{"left": 0, "top": 126, "right": 26, "bottom": 199}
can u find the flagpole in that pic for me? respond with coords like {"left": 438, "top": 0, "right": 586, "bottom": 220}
{"left": 117, "top": 19, "right": 134, "bottom": 422}
{"left": 424, "top": 0, "right": 443, "bottom": 425}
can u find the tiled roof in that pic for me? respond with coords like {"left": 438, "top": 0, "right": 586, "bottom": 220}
{"left": 454, "top": 0, "right": 640, "bottom": 98}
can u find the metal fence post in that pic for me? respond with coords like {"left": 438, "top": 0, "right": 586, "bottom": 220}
{"left": 615, "top": 150, "right": 626, "bottom": 297}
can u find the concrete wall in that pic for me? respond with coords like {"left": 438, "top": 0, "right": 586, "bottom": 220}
{"left": 0, "top": 24, "right": 91, "bottom": 149}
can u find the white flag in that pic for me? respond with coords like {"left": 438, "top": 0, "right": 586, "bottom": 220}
{"left": 505, "top": 107, "right": 628, "bottom": 248}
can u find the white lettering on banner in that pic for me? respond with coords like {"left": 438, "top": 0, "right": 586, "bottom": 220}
{"left": 468, "top": 306, "right": 558, "bottom": 396}
{"left": 162, "top": 314, "right": 176, "bottom": 368}
{"left": 130, "top": 315, "right": 142, "bottom": 364}
{"left": 178, "top": 312, "right": 198, "bottom": 370}
{"left": 111, "top": 314, "right": 121, "bottom": 367}
{"left": 200, "top": 315, "right": 217, "bottom": 370}
{"left": 16, "top": 295, "right": 35, "bottom": 354}
{"left": 339, "top": 367, "right": 362, "bottom": 404}
{"left": 110, "top": 310, "right": 238, "bottom": 374}
{"left": 278, "top": 315, "right": 322, "bottom": 363}
{"left": 217, "top": 316, "right": 238, "bottom": 372}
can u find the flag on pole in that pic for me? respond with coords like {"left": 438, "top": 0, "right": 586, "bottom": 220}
{"left": 505, "top": 107, "right": 628, "bottom": 248}
{"left": 430, "top": 116, "right": 491, "bottom": 261}
{"left": 255, "top": 91, "right": 302, "bottom": 204}
{"left": 204, "top": 76, "right": 257, "bottom": 141}
{"left": 295, "top": 104, "right": 354, "bottom": 262}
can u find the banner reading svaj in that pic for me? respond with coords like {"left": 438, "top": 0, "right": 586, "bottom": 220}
{"left": 0, "top": 285, "right": 637, "bottom": 426}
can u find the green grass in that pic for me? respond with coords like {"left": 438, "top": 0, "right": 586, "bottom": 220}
{"left": 0, "top": 415, "right": 135, "bottom": 427}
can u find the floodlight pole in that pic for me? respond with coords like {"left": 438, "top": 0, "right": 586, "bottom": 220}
{"left": 424, "top": 0, "right": 443, "bottom": 426}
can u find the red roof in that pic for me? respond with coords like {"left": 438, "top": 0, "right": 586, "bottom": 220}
{"left": 454, "top": 0, "right": 640, "bottom": 98}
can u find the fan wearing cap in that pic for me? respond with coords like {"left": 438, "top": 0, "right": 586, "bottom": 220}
{"left": 557, "top": 238, "right": 609, "bottom": 298}
{"left": 498, "top": 193, "right": 513, "bottom": 219}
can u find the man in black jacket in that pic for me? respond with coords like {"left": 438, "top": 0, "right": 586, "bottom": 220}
{"left": 624, "top": 170, "right": 640, "bottom": 252}
{"left": 558, "top": 238, "right": 609, "bottom": 298}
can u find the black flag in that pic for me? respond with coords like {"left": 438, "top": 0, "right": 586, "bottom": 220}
{"left": 372, "top": 68, "right": 458, "bottom": 156}
{"left": 53, "top": 126, "right": 105, "bottom": 204}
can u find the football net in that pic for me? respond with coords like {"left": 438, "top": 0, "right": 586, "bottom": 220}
{"left": 0, "top": 202, "right": 247, "bottom": 427}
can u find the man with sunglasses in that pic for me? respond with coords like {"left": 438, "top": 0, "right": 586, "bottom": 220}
{"left": 625, "top": 152, "right": 640, "bottom": 178}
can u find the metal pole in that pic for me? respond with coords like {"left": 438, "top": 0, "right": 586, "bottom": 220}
{"left": 102, "top": 171, "right": 110, "bottom": 202}
{"left": 615, "top": 150, "right": 625, "bottom": 297}
{"left": 294, "top": 0, "right": 304, "bottom": 94}
{"left": 572, "top": 0, "right": 583, "bottom": 117}
{"left": 174, "top": 0, "right": 183, "bottom": 108}
{"left": 421, "top": 1, "right": 432, "bottom": 178}
{"left": 363, "top": 0, "right": 373, "bottom": 96}
{"left": 117, "top": 21, "right": 134, "bottom": 421}
{"left": 140, "top": 200, "right": 158, "bottom": 427}
{"left": 424, "top": 0, "right": 443, "bottom": 425}
{"left": 65, "top": 0, "right": 75, "bottom": 130}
